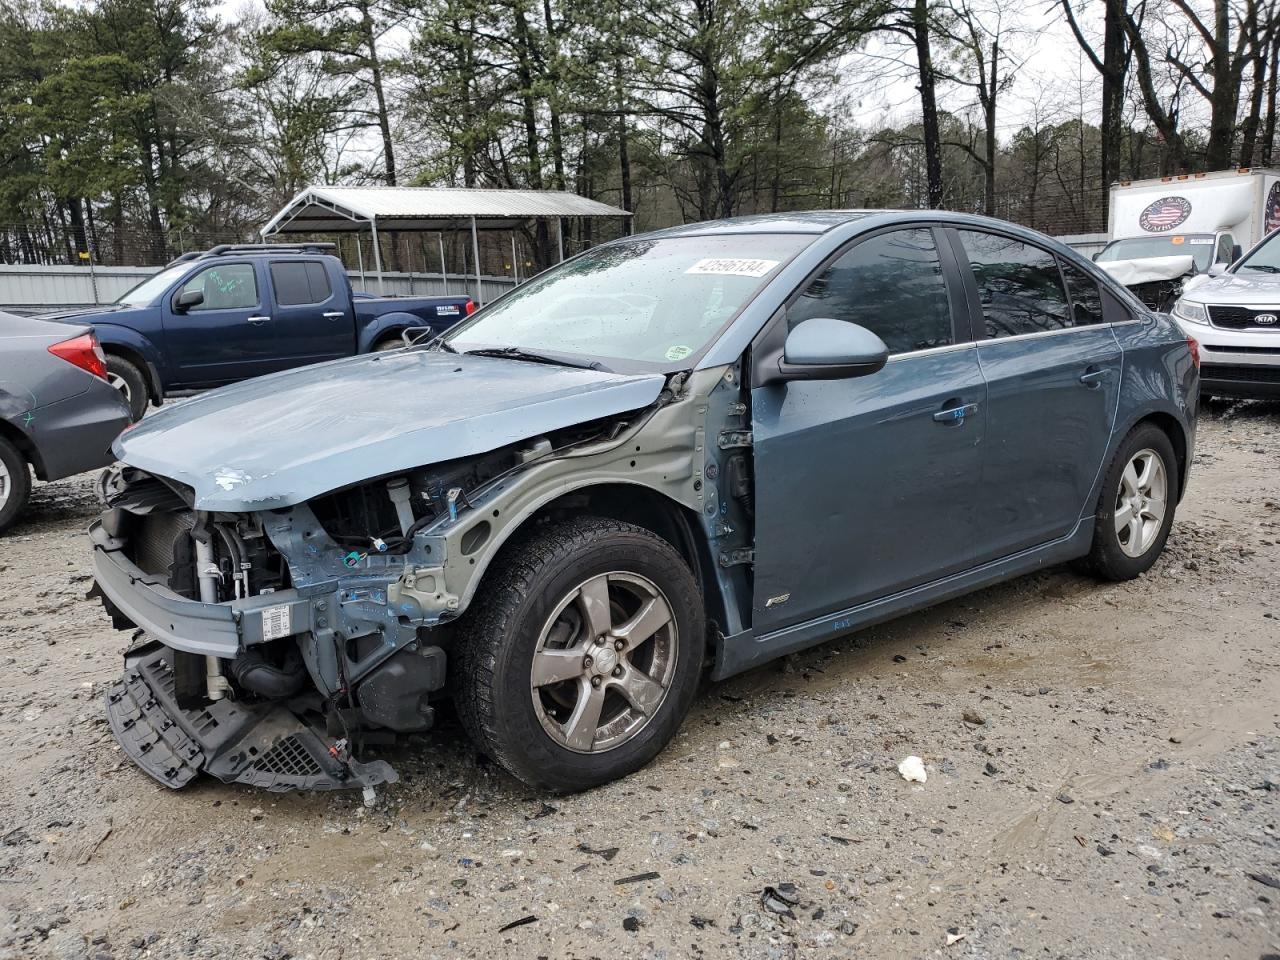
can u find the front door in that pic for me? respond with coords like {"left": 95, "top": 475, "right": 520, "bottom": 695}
{"left": 751, "top": 226, "right": 985, "bottom": 634}
{"left": 947, "top": 229, "right": 1123, "bottom": 562}
{"left": 162, "top": 261, "right": 278, "bottom": 386}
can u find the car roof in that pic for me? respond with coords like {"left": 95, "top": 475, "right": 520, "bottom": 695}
{"left": 641, "top": 211, "right": 878, "bottom": 237}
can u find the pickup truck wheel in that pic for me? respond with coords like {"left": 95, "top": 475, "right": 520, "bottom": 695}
{"left": 372, "top": 335, "right": 403, "bottom": 352}
{"left": 1083, "top": 423, "right": 1178, "bottom": 581}
{"left": 0, "top": 436, "right": 32, "bottom": 534}
{"left": 105, "top": 355, "right": 148, "bottom": 421}
{"left": 454, "top": 517, "right": 704, "bottom": 792}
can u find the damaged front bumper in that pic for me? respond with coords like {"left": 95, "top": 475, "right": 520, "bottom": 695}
{"left": 90, "top": 518, "right": 443, "bottom": 794}
{"left": 106, "top": 640, "right": 396, "bottom": 792}
{"left": 90, "top": 520, "right": 315, "bottom": 658}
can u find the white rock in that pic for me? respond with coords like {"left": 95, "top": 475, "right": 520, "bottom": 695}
{"left": 898, "top": 756, "right": 927, "bottom": 783}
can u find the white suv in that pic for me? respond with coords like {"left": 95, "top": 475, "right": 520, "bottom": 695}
{"left": 1172, "top": 230, "right": 1280, "bottom": 398}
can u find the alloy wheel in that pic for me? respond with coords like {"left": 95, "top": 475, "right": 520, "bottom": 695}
{"left": 1114, "top": 448, "right": 1168, "bottom": 558}
{"left": 106, "top": 372, "right": 131, "bottom": 404}
{"left": 530, "top": 571, "right": 678, "bottom": 754}
{"left": 0, "top": 458, "right": 9, "bottom": 511}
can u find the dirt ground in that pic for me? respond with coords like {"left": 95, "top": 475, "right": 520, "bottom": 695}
{"left": 1, "top": 401, "right": 1277, "bottom": 960}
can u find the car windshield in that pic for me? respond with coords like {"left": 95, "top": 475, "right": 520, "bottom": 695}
{"left": 1096, "top": 235, "right": 1214, "bottom": 270}
{"left": 1235, "top": 232, "right": 1280, "bottom": 273}
{"left": 114, "top": 263, "right": 192, "bottom": 305}
{"left": 443, "top": 234, "right": 808, "bottom": 369}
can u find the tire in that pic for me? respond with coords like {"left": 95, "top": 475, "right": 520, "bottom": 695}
{"left": 1083, "top": 423, "right": 1179, "bottom": 581}
{"left": 454, "top": 516, "right": 705, "bottom": 792}
{"left": 0, "top": 436, "right": 32, "bottom": 534}
{"left": 105, "top": 355, "right": 148, "bottom": 421}
{"left": 373, "top": 335, "right": 403, "bottom": 352}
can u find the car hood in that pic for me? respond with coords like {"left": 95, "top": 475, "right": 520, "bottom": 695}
{"left": 1181, "top": 270, "right": 1280, "bottom": 304}
{"left": 1097, "top": 255, "right": 1195, "bottom": 287}
{"left": 115, "top": 350, "right": 667, "bottom": 511}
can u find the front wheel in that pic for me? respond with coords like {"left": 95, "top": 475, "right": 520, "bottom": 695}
{"left": 1083, "top": 423, "right": 1179, "bottom": 581}
{"left": 454, "top": 517, "right": 705, "bottom": 792}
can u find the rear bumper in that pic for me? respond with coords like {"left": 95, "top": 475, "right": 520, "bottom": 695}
{"left": 90, "top": 519, "right": 317, "bottom": 658}
{"left": 29, "top": 387, "right": 130, "bottom": 480}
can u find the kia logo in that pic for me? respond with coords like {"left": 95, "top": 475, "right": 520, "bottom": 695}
{"left": 1256, "top": 313, "right": 1279, "bottom": 324}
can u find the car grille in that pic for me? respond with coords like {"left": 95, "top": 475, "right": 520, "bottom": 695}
{"left": 1201, "top": 363, "right": 1280, "bottom": 384}
{"left": 1207, "top": 305, "right": 1280, "bottom": 330}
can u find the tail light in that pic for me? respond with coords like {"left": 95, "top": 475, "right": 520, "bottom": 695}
{"left": 48, "top": 332, "right": 108, "bottom": 380}
{"left": 1186, "top": 335, "right": 1201, "bottom": 369}
{"left": 464, "top": 299, "right": 477, "bottom": 316}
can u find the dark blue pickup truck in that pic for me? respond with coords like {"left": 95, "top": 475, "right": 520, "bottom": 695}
{"left": 41, "top": 243, "right": 474, "bottom": 419}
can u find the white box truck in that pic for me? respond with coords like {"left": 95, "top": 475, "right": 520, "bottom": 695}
{"left": 1095, "top": 168, "right": 1280, "bottom": 309}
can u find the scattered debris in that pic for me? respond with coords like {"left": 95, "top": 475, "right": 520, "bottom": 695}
{"left": 1247, "top": 872, "right": 1280, "bottom": 890}
{"left": 614, "top": 871, "right": 661, "bottom": 885}
{"left": 497, "top": 915, "right": 538, "bottom": 933}
{"left": 761, "top": 885, "right": 798, "bottom": 919}
{"left": 898, "top": 756, "right": 927, "bottom": 783}
{"left": 622, "top": 916, "right": 642, "bottom": 932}
{"left": 578, "top": 843, "right": 620, "bottom": 861}
{"left": 962, "top": 709, "right": 985, "bottom": 726}
{"left": 946, "top": 929, "right": 966, "bottom": 946}
{"left": 1056, "top": 793, "right": 1074, "bottom": 805}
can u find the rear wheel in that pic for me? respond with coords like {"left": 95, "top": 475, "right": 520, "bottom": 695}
{"left": 0, "top": 436, "right": 32, "bottom": 534}
{"left": 373, "top": 335, "right": 403, "bottom": 352}
{"left": 106, "top": 355, "right": 148, "bottom": 421}
{"left": 454, "top": 517, "right": 704, "bottom": 792}
{"left": 1083, "top": 423, "right": 1178, "bottom": 581}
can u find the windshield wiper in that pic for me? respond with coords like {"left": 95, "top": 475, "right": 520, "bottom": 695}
{"left": 423, "top": 333, "right": 458, "bottom": 353}
{"left": 1240, "top": 263, "right": 1280, "bottom": 273}
{"left": 463, "top": 346, "right": 609, "bottom": 371}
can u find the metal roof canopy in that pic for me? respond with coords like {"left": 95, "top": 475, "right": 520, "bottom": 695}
{"left": 261, "top": 186, "right": 632, "bottom": 303}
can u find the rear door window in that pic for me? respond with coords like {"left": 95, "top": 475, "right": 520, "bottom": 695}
{"left": 271, "top": 261, "right": 333, "bottom": 306}
{"left": 790, "top": 228, "right": 954, "bottom": 354}
{"left": 955, "top": 230, "right": 1071, "bottom": 338}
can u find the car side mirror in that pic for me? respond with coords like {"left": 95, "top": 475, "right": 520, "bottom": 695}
{"left": 764, "top": 317, "right": 889, "bottom": 385}
{"left": 173, "top": 289, "right": 204, "bottom": 312}
{"left": 1232, "top": 244, "right": 1242, "bottom": 261}
{"left": 1207, "top": 263, "right": 1228, "bottom": 277}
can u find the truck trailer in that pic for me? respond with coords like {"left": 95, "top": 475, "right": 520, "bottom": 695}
{"left": 1095, "top": 168, "right": 1280, "bottom": 310}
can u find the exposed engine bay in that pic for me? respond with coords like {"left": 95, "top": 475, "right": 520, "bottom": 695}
{"left": 87, "top": 366, "right": 751, "bottom": 795}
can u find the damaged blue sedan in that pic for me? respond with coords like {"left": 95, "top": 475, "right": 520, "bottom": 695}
{"left": 90, "top": 211, "right": 1199, "bottom": 794}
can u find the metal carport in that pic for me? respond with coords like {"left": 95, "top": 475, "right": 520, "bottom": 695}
{"left": 260, "top": 186, "right": 632, "bottom": 303}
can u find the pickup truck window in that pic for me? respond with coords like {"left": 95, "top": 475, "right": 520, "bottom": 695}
{"left": 180, "top": 264, "right": 258, "bottom": 311}
{"left": 271, "top": 261, "right": 332, "bottom": 306}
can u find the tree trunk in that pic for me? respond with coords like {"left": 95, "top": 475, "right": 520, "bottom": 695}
{"left": 1204, "top": 0, "right": 1239, "bottom": 169}
{"left": 1240, "top": 31, "right": 1267, "bottom": 166}
{"left": 1265, "top": 33, "right": 1280, "bottom": 165}
{"left": 361, "top": 2, "right": 396, "bottom": 186}
{"left": 912, "top": 0, "right": 944, "bottom": 208}
{"left": 982, "top": 39, "right": 997, "bottom": 216}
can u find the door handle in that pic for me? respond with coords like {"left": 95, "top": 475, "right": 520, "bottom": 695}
{"left": 247, "top": 315, "right": 270, "bottom": 325}
{"left": 323, "top": 311, "right": 344, "bottom": 320}
{"left": 933, "top": 402, "right": 978, "bottom": 424}
{"left": 1079, "top": 366, "right": 1111, "bottom": 386}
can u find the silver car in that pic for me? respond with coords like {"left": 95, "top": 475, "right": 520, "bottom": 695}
{"left": 0, "top": 312, "right": 132, "bottom": 532}
{"left": 1172, "top": 230, "right": 1280, "bottom": 398}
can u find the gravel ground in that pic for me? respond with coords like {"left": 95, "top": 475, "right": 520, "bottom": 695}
{"left": 1, "top": 400, "right": 1278, "bottom": 960}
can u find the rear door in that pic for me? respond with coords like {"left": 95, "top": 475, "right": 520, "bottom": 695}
{"left": 162, "top": 260, "right": 275, "bottom": 386}
{"left": 947, "top": 228, "right": 1123, "bottom": 563}
{"left": 750, "top": 226, "right": 986, "bottom": 634}
{"left": 264, "top": 259, "right": 354, "bottom": 371}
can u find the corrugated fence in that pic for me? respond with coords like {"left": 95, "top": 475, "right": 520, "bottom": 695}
{"left": 0, "top": 264, "right": 518, "bottom": 314}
